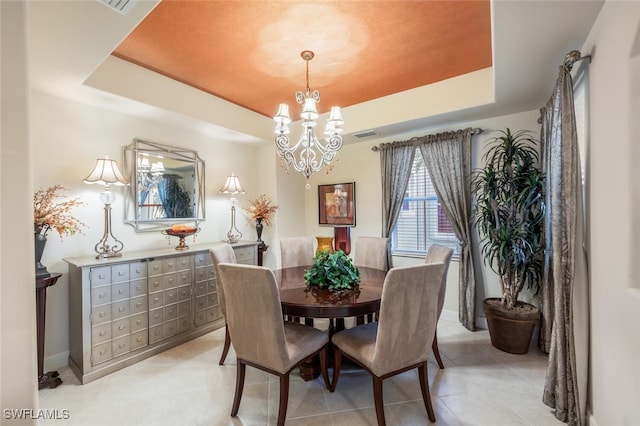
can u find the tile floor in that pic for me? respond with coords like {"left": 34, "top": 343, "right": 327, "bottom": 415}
{"left": 38, "top": 319, "right": 563, "bottom": 425}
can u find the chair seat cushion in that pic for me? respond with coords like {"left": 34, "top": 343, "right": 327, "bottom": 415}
{"left": 331, "top": 322, "right": 379, "bottom": 373}
{"left": 282, "top": 322, "right": 329, "bottom": 373}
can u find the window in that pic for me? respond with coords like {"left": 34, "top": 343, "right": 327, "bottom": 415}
{"left": 391, "top": 150, "right": 460, "bottom": 256}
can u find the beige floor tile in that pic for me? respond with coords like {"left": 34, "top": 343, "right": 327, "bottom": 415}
{"left": 38, "top": 320, "right": 564, "bottom": 426}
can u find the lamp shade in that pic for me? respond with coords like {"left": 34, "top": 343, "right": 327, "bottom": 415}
{"left": 83, "top": 155, "right": 129, "bottom": 186}
{"left": 219, "top": 173, "right": 245, "bottom": 194}
{"left": 273, "top": 104, "right": 291, "bottom": 125}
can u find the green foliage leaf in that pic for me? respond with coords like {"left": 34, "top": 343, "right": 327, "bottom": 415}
{"left": 471, "top": 128, "right": 545, "bottom": 308}
{"left": 304, "top": 250, "right": 361, "bottom": 291}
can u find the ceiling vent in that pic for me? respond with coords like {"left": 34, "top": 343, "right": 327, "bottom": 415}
{"left": 352, "top": 130, "right": 380, "bottom": 139}
{"left": 100, "top": 0, "right": 136, "bottom": 15}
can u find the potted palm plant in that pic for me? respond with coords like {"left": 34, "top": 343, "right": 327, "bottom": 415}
{"left": 471, "top": 128, "right": 545, "bottom": 354}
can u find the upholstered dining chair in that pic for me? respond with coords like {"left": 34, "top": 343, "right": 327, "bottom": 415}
{"left": 209, "top": 244, "right": 237, "bottom": 365}
{"left": 330, "top": 262, "right": 446, "bottom": 426}
{"left": 216, "top": 263, "right": 330, "bottom": 426}
{"left": 353, "top": 236, "right": 389, "bottom": 272}
{"left": 425, "top": 244, "right": 454, "bottom": 369}
{"left": 280, "top": 236, "right": 315, "bottom": 268}
{"left": 352, "top": 236, "right": 389, "bottom": 324}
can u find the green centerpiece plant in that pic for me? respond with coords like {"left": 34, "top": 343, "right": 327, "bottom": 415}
{"left": 304, "top": 250, "right": 360, "bottom": 291}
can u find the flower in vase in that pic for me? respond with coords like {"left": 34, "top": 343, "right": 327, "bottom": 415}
{"left": 34, "top": 185, "right": 86, "bottom": 239}
{"left": 244, "top": 194, "right": 279, "bottom": 227}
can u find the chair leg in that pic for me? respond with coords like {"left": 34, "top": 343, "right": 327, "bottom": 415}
{"left": 418, "top": 362, "right": 436, "bottom": 422}
{"left": 329, "top": 348, "right": 343, "bottom": 392}
{"left": 432, "top": 330, "right": 445, "bottom": 369}
{"left": 231, "top": 360, "right": 246, "bottom": 417}
{"left": 319, "top": 346, "right": 331, "bottom": 390}
{"left": 373, "top": 376, "right": 386, "bottom": 426}
{"left": 277, "top": 373, "right": 290, "bottom": 426}
{"left": 219, "top": 324, "right": 231, "bottom": 365}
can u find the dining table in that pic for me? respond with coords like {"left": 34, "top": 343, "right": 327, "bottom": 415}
{"left": 274, "top": 265, "right": 386, "bottom": 380}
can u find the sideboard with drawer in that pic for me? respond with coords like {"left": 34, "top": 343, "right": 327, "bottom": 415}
{"left": 65, "top": 241, "right": 258, "bottom": 384}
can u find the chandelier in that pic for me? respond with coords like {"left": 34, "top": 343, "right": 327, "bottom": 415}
{"left": 274, "top": 50, "right": 344, "bottom": 188}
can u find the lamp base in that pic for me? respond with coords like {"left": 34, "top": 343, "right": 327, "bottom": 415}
{"left": 96, "top": 252, "right": 123, "bottom": 260}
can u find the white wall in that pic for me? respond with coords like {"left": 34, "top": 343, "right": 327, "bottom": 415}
{"left": 581, "top": 2, "right": 640, "bottom": 425}
{"left": 1, "top": 1, "right": 39, "bottom": 419}
{"left": 302, "top": 109, "right": 541, "bottom": 321}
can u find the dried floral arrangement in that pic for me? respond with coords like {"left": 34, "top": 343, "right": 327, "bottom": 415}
{"left": 243, "top": 194, "right": 279, "bottom": 227}
{"left": 34, "top": 185, "right": 86, "bottom": 239}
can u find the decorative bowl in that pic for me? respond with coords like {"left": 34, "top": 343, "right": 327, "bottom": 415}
{"left": 161, "top": 226, "right": 199, "bottom": 250}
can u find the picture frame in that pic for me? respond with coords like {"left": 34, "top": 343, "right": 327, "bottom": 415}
{"left": 318, "top": 182, "right": 356, "bottom": 226}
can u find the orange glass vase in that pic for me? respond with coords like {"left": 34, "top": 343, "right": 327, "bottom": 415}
{"left": 315, "top": 236, "right": 334, "bottom": 255}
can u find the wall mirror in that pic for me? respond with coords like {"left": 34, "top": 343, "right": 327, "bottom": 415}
{"left": 123, "top": 139, "right": 205, "bottom": 232}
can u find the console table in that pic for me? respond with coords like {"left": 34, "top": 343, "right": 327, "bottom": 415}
{"left": 64, "top": 241, "right": 259, "bottom": 384}
{"left": 36, "top": 273, "right": 63, "bottom": 389}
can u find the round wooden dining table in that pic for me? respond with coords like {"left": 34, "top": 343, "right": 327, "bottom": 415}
{"left": 274, "top": 265, "right": 386, "bottom": 380}
{"left": 275, "top": 266, "right": 385, "bottom": 318}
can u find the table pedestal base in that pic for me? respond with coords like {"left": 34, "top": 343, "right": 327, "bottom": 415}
{"left": 299, "top": 357, "right": 320, "bottom": 381}
{"left": 38, "top": 371, "right": 62, "bottom": 390}
{"left": 298, "top": 318, "right": 347, "bottom": 381}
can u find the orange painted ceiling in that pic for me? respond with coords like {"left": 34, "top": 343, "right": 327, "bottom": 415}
{"left": 113, "top": 1, "right": 492, "bottom": 118}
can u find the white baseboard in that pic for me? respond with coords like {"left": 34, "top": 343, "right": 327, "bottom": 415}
{"left": 440, "top": 309, "right": 488, "bottom": 330}
{"left": 475, "top": 315, "right": 488, "bottom": 329}
{"left": 440, "top": 309, "right": 459, "bottom": 323}
{"left": 45, "top": 351, "right": 69, "bottom": 372}
{"left": 588, "top": 411, "right": 598, "bottom": 426}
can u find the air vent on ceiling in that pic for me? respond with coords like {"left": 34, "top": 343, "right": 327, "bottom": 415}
{"left": 100, "top": 0, "right": 136, "bottom": 15}
{"left": 352, "top": 130, "right": 380, "bottom": 139}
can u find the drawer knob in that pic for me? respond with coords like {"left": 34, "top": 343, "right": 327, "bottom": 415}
{"left": 119, "top": 343, "right": 125, "bottom": 348}
{"left": 99, "top": 331, "right": 106, "bottom": 336}
{"left": 99, "top": 312, "right": 106, "bottom": 317}
{"left": 100, "top": 349, "right": 106, "bottom": 355}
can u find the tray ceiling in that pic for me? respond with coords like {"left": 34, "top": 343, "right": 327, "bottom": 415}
{"left": 112, "top": 1, "right": 493, "bottom": 118}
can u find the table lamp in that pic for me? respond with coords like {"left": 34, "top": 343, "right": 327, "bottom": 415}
{"left": 83, "top": 155, "right": 129, "bottom": 259}
{"left": 219, "top": 173, "right": 245, "bottom": 244}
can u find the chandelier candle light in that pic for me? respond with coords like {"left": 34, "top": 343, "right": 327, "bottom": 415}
{"left": 83, "top": 155, "right": 129, "bottom": 259}
{"left": 274, "top": 50, "right": 344, "bottom": 189}
{"left": 219, "top": 173, "right": 245, "bottom": 244}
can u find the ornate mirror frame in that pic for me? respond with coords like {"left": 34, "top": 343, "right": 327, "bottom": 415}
{"left": 122, "top": 139, "right": 206, "bottom": 232}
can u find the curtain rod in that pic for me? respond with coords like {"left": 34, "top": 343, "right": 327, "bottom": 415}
{"left": 370, "top": 127, "right": 483, "bottom": 152}
{"left": 564, "top": 50, "right": 591, "bottom": 71}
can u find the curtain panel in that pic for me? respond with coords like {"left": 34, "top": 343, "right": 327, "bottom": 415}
{"left": 379, "top": 141, "right": 415, "bottom": 269}
{"left": 539, "top": 50, "right": 590, "bottom": 425}
{"left": 418, "top": 128, "right": 477, "bottom": 331}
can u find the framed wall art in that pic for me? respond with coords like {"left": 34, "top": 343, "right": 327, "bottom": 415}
{"left": 318, "top": 182, "right": 356, "bottom": 226}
